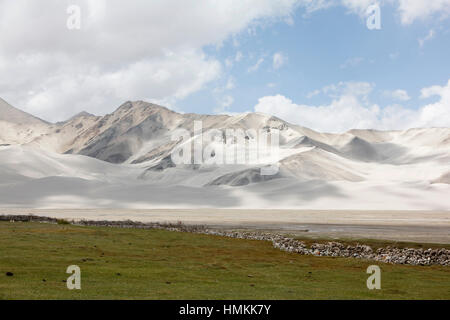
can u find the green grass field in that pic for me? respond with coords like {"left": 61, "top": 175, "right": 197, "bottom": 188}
{"left": 0, "top": 221, "right": 449, "bottom": 299}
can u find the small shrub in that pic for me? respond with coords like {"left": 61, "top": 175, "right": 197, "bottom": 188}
{"left": 57, "top": 219, "right": 70, "bottom": 225}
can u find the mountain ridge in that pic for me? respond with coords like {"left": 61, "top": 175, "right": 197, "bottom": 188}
{"left": 0, "top": 97, "right": 49, "bottom": 125}
{"left": 0, "top": 98, "right": 449, "bottom": 209}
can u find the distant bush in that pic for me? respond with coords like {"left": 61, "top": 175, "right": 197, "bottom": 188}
{"left": 57, "top": 219, "right": 70, "bottom": 225}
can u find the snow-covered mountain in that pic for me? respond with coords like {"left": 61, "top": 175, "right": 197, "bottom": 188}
{"left": 0, "top": 98, "right": 449, "bottom": 209}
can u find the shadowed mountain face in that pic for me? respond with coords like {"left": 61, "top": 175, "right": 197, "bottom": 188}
{"left": 1, "top": 99, "right": 447, "bottom": 161}
{"left": 432, "top": 171, "right": 450, "bottom": 184}
{"left": 206, "top": 168, "right": 282, "bottom": 187}
{"left": 0, "top": 98, "right": 449, "bottom": 209}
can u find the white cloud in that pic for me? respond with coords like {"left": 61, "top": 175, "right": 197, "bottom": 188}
{"left": 214, "top": 95, "right": 234, "bottom": 114}
{"left": 322, "top": 81, "right": 374, "bottom": 100}
{"left": 2, "top": 0, "right": 449, "bottom": 123}
{"left": 225, "top": 77, "right": 236, "bottom": 90}
{"left": 397, "top": 0, "right": 450, "bottom": 24}
{"left": 254, "top": 80, "right": 450, "bottom": 132}
{"left": 302, "top": 0, "right": 334, "bottom": 14}
{"left": 341, "top": 0, "right": 379, "bottom": 17}
{"left": 421, "top": 83, "right": 446, "bottom": 98}
{"left": 0, "top": 0, "right": 300, "bottom": 121}
{"left": 213, "top": 77, "right": 236, "bottom": 113}
{"left": 248, "top": 58, "right": 265, "bottom": 72}
{"left": 340, "top": 57, "right": 364, "bottom": 69}
{"left": 306, "top": 1, "right": 450, "bottom": 25}
{"left": 226, "top": 51, "right": 244, "bottom": 68}
{"left": 417, "top": 80, "right": 450, "bottom": 127}
{"left": 235, "top": 51, "right": 244, "bottom": 62}
{"left": 383, "top": 89, "right": 411, "bottom": 101}
{"left": 340, "top": 0, "right": 450, "bottom": 25}
{"left": 222, "top": 95, "right": 235, "bottom": 108}
{"left": 1, "top": 49, "right": 221, "bottom": 121}
{"left": 306, "top": 89, "right": 321, "bottom": 98}
{"left": 214, "top": 77, "right": 236, "bottom": 93}
{"left": 255, "top": 93, "right": 381, "bottom": 133}
{"left": 418, "top": 29, "right": 435, "bottom": 47}
{"left": 273, "top": 52, "right": 288, "bottom": 70}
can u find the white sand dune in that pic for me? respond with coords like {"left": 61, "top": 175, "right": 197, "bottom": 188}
{"left": 0, "top": 98, "right": 449, "bottom": 210}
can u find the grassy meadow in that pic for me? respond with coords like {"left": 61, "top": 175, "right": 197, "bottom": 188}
{"left": 0, "top": 221, "right": 449, "bottom": 299}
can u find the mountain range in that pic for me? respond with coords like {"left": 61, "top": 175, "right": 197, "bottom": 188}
{"left": 0, "top": 97, "right": 449, "bottom": 209}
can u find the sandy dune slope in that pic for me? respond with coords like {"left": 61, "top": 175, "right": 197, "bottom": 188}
{"left": 0, "top": 98, "right": 449, "bottom": 209}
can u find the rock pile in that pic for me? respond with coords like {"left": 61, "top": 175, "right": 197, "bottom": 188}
{"left": 274, "top": 238, "right": 450, "bottom": 266}
{"left": 203, "top": 230, "right": 449, "bottom": 266}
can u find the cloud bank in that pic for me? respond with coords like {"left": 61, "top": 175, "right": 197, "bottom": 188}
{"left": 0, "top": 0, "right": 448, "bottom": 122}
{"left": 0, "top": 0, "right": 299, "bottom": 121}
{"left": 254, "top": 80, "right": 450, "bottom": 132}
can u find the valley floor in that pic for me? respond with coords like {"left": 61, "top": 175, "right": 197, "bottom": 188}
{"left": 0, "top": 221, "right": 449, "bottom": 299}
{"left": 1, "top": 208, "right": 449, "bottom": 243}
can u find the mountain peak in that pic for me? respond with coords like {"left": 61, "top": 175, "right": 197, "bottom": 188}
{"left": 115, "top": 100, "right": 172, "bottom": 113}
{"left": 75, "top": 111, "right": 95, "bottom": 117}
{"left": 0, "top": 97, "right": 48, "bottom": 125}
{"left": 68, "top": 111, "right": 96, "bottom": 121}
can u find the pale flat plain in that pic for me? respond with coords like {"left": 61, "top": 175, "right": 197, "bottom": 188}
{"left": 2, "top": 208, "right": 449, "bottom": 244}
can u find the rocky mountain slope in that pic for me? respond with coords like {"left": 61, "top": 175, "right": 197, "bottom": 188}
{"left": 0, "top": 98, "right": 49, "bottom": 145}
{"left": 0, "top": 98, "right": 449, "bottom": 209}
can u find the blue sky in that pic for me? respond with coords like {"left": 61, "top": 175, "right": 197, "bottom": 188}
{"left": 180, "top": 3, "right": 450, "bottom": 124}
{"left": 0, "top": 0, "right": 449, "bottom": 131}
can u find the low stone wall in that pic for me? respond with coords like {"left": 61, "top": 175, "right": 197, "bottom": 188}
{"left": 1, "top": 215, "right": 449, "bottom": 266}
{"left": 200, "top": 230, "right": 450, "bottom": 266}
{"left": 273, "top": 237, "right": 449, "bottom": 266}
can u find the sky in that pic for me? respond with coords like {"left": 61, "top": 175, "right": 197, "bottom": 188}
{"left": 0, "top": 0, "right": 449, "bottom": 132}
